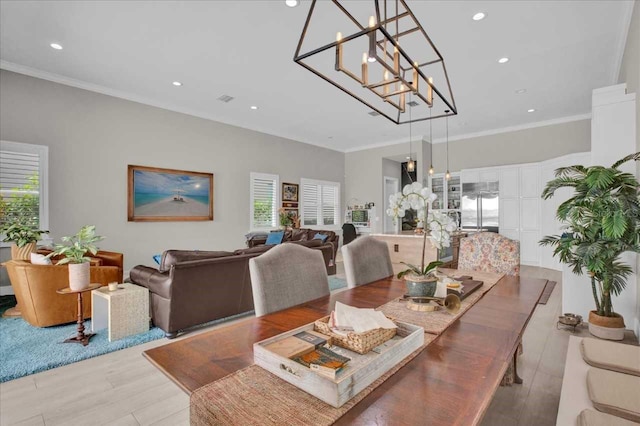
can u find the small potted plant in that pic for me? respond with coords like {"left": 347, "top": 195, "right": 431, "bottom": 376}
{"left": 46, "top": 225, "right": 104, "bottom": 291}
{"left": 387, "top": 182, "right": 457, "bottom": 297}
{"left": 0, "top": 221, "right": 49, "bottom": 260}
{"left": 278, "top": 208, "right": 293, "bottom": 230}
{"left": 540, "top": 152, "right": 639, "bottom": 340}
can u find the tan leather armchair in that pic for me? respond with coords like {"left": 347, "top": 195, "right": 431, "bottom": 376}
{"left": 4, "top": 251, "right": 123, "bottom": 327}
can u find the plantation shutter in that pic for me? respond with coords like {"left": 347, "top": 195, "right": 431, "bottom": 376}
{"left": 0, "top": 145, "right": 43, "bottom": 228}
{"left": 301, "top": 179, "right": 340, "bottom": 227}
{"left": 302, "top": 183, "right": 319, "bottom": 226}
{"left": 250, "top": 173, "right": 278, "bottom": 229}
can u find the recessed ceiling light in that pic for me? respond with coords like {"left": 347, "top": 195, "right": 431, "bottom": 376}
{"left": 250, "top": 105, "right": 259, "bottom": 110}
{"left": 498, "top": 57, "right": 509, "bottom": 64}
{"left": 50, "top": 43, "right": 63, "bottom": 50}
{"left": 472, "top": 12, "right": 486, "bottom": 21}
{"left": 515, "top": 89, "right": 527, "bottom": 94}
{"left": 285, "top": 0, "right": 299, "bottom": 7}
{"left": 527, "top": 108, "right": 536, "bottom": 113}
{"left": 172, "top": 81, "right": 182, "bottom": 86}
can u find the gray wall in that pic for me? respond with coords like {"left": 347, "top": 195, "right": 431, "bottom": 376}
{"left": 0, "top": 70, "right": 345, "bottom": 286}
{"left": 346, "top": 119, "right": 591, "bottom": 230}
{"left": 617, "top": 0, "right": 639, "bottom": 338}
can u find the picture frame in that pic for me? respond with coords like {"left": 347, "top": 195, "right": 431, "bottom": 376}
{"left": 127, "top": 165, "right": 214, "bottom": 222}
{"left": 282, "top": 182, "right": 299, "bottom": 202}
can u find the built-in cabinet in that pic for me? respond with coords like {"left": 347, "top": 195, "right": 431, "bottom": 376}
{"left": 429, "top": 172, "right": 461, "bottom": 210}
{"left": 461, "top": 163, "right": 541, "bottom": 266}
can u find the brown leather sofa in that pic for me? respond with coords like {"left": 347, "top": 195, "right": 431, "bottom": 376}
{"left": 4, "top": 250, "right": 124, "bottom": 327}
{"left": 128, "top": 240, "right": 333, "bottom": 338}
{"left": 246, "top": 228, "right": 340, "bottom": 274}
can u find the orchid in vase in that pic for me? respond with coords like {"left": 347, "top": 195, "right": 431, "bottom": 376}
{"left": 387, "top": 182, "right": 457, "bottom": 296}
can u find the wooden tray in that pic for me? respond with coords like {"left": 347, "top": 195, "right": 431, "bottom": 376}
{"left": 448, "top": 279, "right": 484, "bottom": 300}
{"left": 254, "top": 320, "right": 424, "bottom": 408}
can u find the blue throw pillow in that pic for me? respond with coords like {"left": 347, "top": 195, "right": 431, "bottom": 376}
{"left": 153, "top": 254, "right": 162, "bottom": 265}
{"left": 313, "top": 233, "right": 328, "bottom": 242}
{"left": 265, "top": 231, "right": 285, "bottom": 245}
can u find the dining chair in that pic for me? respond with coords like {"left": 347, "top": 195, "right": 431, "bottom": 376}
{"left": 341, "top": 236, "right": 394, "bottom": 288}
{"left": 249, "top": 243, "right": 330, "bottom": 317}
{"left": 341, "top": 223, "right": 358, "bottom": 246}
{"left": 457, "top": 232, "right": 520, "bottom": 276}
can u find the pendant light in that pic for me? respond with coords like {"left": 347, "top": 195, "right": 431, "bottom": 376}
{"left": 407, "top": 93, "right": 415, "bottom": 172}
{"left": 428, "top": 107, "right": 434, "bottom": 175}
{"left": 445, "top": 109, "right": 451, "bottom": 180}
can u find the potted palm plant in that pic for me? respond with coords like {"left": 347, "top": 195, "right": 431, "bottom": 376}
{"left": 387, "top": 182, "right": 456, "bottom": 297}
{"left": 540, "top": 152, "right": 640, "bottom": 340}
{"left": 46, "top": 225, "right": 104, "bottom": 291}
{"left": 0, "top": 221, "right": 49, "bottom": 260}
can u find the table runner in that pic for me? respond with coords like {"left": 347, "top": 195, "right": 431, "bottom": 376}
{"left": 191, "top": 334, "right": 436, "bottom": 426}
{"left": 190, "top": 270, "right": 503, "bottom": 425}
{"left": 376, "top": 270, "right": 503, "bottom": 335}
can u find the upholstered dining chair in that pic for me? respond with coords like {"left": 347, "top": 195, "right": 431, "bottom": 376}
{"left": 457, "top": 232, "right": 520, "bottom": 276}
{"left": 249, "top": 243, "right": 330, "bottom": 317}
{"left": 341, "top": 236, "right": 394, "bottom": 288}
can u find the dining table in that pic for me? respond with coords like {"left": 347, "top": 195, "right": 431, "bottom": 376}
{"left": 143, "top": 273, "right": 548, "bottom": 425}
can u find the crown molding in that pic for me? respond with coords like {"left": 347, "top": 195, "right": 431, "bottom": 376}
{"left": 344, "top": 113, "right": 592, "bottom": 153}
{"left": 612, "top": 1, "right": 636, "bottom": 84}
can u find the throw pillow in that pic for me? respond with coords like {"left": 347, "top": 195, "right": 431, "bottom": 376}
{"left": 313, "top": 233, "right": 328, "bottom": 242}
{"left": 265, "top": 231, "right": 285, "bottom": 245}
{"left": 30, "top": 253, "right": 52, "bottom": 265}
{"left": 153, "top": 254, "right": 162, "bottom": 265}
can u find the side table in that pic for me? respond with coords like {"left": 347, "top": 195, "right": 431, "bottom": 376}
{"left": 56, "top": 283, "right": 102, "bottom": 346}
{"left": 91, "top": 283, "right": 149, "bottom": 341}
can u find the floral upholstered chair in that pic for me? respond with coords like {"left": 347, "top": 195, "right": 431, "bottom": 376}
{"left": 458, "top": 232, "right": 520, "bottom": 276}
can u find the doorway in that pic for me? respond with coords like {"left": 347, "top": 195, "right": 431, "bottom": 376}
{"left": 383, "top": 176, "right": 400, "bottom": 233}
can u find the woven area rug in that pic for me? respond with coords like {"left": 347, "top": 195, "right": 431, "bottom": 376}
{"left": 328, "top": 276, "right": 347, "bottom": 291}
{"left": 191, "top": 334, "right": 436, "bottom": 426}
{"left": 377, "top": 270, "right": 503, "bottom": 335}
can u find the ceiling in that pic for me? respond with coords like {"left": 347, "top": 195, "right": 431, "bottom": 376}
{"left": 0, "top": 1, "right": 634, "bottom": 152}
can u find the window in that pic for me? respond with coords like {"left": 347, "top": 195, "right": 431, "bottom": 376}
{"left": 300, "top": 178, "right": 340, "bottom": 228}
{"left": 249, "top": 172, "right": 279, "bottom": 230}
{"left": 0, "top": 141, "right": 49, "bottom": 243}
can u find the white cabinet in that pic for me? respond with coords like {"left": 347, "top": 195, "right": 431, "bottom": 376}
{"left": 429, "top": 173, "right": 461, "bottom": 210}
{"left": 464, "top": 163, "right": 542, "bottom": 266}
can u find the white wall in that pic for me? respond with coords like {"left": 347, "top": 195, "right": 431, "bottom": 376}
{"left": 0, "top": 70, "right": 345, "bottom": 286}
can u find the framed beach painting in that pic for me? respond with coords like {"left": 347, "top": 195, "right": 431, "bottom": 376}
{"left": 127, "top": 165, "right": 214, "bottom": 222}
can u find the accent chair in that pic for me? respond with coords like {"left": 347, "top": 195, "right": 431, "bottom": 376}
{"left": 457, "top": 232, "right": 520, "bottom": 276}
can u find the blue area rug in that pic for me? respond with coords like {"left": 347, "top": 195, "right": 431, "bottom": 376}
{"left": 0, "top": 314, "right": 165, "bottom": 383}
{"left": 329, "top": 276, "right": 347, "bottom": 291}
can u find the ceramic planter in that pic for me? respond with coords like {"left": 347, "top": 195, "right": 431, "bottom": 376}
{"left": 404, "top": 275, "right": 438, "bottom": 298}
{"left": 10, "top": 242, "right": 37, "bottom": 261}
{"left": 588, "top": 310, "right": 625, "bottom": 341}
{"left": 68, "top": 262, "right": 90, "bottom": 291}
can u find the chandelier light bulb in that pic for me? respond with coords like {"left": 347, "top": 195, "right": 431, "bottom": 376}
{"left": 429, "top": 166, "right": 434, "bottom": 175}
{"left": 336, "top": 32, "right": 342, "bottom": 42}
{"left": 367, "top": 56, "right": 376, "bottom": 63}
{"left": 407, "top": 160, "right": 415, "bottom": 172}
{"left": 368, "top": 15, "right": 376, "bottom": 28}
{"left": 446, "top": 170, "right": 451, "bottom": 180}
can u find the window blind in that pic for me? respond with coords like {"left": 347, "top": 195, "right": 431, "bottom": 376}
{"left": 0, "top": 149, "right": 41, "bottom": 227}
{"left": 250, "top": 174, "right": 278, "bottom": 229}
{"left": 301, "top": 179, "right": 340, "bottom": 227}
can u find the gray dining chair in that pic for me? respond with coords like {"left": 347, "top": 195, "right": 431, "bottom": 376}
{"left": 249, "top": 243, "right": 330, "bottom": 317}
{"left": 341, "top": 236, "right": 394, "bottom": 288}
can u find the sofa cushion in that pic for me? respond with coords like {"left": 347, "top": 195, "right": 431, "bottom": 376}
{"left": 289, "top": 229, "right": 309, "bottom": 241}
{"left": 580, "top": 338, "right": 640, "bottom": 377}
{"left": 160, "top": 250, "right": 234, "bottom": 272}
{"left": 578, "top": 409, "right": 638, "bottom": 426}
{"left": 30, "top": 253, "right": 52, "bottom": 265}
{"left": 313, "top": 233, "right": 329, "bottom": 242}
{"left": 587, "top": 368, "right": 640, "bottom": 423}
{"left": 265, "top": 231, "right": 285, "bottom": 245}
{"left": 286, "top": 239, "right": 323, "bottom": 248}
{"left": 234, "top": 245, "right": 274, "bottom": 255}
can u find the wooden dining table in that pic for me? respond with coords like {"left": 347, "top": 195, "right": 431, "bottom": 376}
{"left": 143, "top": 274, "right": 547, "bottom": 425}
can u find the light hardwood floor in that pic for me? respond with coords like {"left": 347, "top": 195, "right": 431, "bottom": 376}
{"left": 0, "top": 265, "right": 592, "bottom": 426}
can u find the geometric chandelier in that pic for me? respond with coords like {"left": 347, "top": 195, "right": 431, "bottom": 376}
{"left": 294, "top": 0, "right": 457, "bottom": 125}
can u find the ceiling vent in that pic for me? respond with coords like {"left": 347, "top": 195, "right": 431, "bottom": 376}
{"left": 368, "top": 111, "right": 380, "bottom": 116}
{"left": 217, "top": 95, "right": 234, "bottom": 103}
{"left": 407, "top": 101, "right": 419, "bottom": 107}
